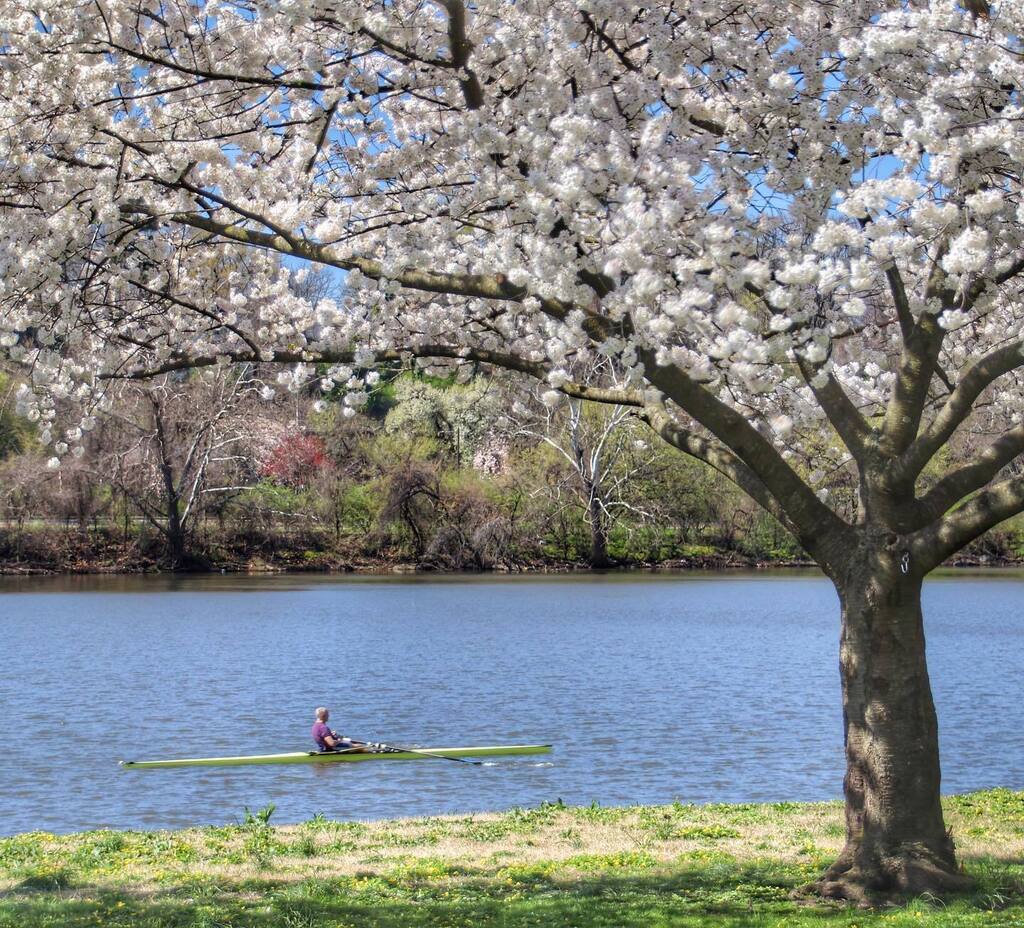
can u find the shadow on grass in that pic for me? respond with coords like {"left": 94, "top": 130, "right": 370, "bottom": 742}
{"left": 2, "top": 857, "right": 1023, "bottom": 928}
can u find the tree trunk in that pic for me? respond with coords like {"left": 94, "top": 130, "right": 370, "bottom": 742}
{"left": 814, "top": 552, "right": 972, "bottom": 902}
{"left": 151, "top": 397, "right": 188, "bottom": 569}
{"left": 165, "top": 502, "right": 186, "bottom": 569}
{"left": 588, "top": 494, "right": 612, "bottom": 569}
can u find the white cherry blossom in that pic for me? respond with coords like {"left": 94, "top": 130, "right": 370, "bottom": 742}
{"left": 1, "top": 0, "right": 1023, "bottom": 900}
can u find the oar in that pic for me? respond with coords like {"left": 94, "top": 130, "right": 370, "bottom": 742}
{"left": 346, "top": 739, "right": 483, "bottom": 766}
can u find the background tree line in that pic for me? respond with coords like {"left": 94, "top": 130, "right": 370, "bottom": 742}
{"left": 0, "top": 361, "right": 798, "bottom": 571}
{"left": 1, "top": 363, "right": 1021, "bottom": 573}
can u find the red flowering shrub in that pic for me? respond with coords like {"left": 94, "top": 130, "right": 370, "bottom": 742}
{"left": 261, "top": 433, "right": 329, "bottom": 488}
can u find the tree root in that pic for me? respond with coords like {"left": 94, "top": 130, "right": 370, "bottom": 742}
{"left": 802, "top": 843, "right": 974, "bottom": 906}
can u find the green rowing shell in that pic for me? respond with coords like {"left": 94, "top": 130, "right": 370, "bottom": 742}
{"left": 121, "top": 744, "right": 552, "bottom": 769}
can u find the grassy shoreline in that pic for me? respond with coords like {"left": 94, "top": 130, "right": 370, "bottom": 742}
{"left": 2, "top": 791, "right": 1023, "bottom": 927}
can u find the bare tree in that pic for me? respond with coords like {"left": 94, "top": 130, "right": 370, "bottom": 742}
{"left": 106, "top": 370, "right": 261, "bottom": 567}
{"left": 512, "top": 393, "right": 656, "bottom": 568}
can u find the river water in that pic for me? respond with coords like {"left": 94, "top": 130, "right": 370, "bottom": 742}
{"left": 0, "top": 570, "right": 1021, "bottom": 836}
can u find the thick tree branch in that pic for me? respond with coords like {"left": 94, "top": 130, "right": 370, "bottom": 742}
{"left": 747, "top": 280, "right": 873, "bottom": 463}
{"left": 102, "top": 345, "right": 541, "bottom": 380}
{"left": 638, "top": 351, "right": 851, "bottom": 566}
{"left": 881, "top": 322, "right": 942, "bottom": 454}
{"left": 100, "top": 342, "right": 646, "bottom": 407}
{"left": 880, "top": 255, "right": 951, "bottom": 458}
{"left": 795, "top": 355, "right": 875, "bottom": 464}
{"left": 120, "top": 202, "right": 583, "bottom": 320}
{"left": 442, "top": 0, "right": 485, "bottom": 110}
{"left": 898, "top": 338, "right": 1024, "bottom": 481}
{"left": 638, "top": 405, "right": 799, "bottom": 535}
{"left": 910, "top": 424, "right": 1024, "bottom": 528}
{"left": 885, "top": 265, "right": 915, "bottom": 341}
{"left": 914, "top": 474, "right": 1024, "bottom": 572}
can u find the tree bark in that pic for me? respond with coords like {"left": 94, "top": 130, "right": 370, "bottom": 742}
{"left": 813, "top": 548, "right": 972, "bottom": 902}
{"left": 165, "top": 502, "right": 186, "bottom": 569}
{"left": 152, "top": 400, "right": 187, "bottom": 569}
{"left": 588, "top": 493, "right": 612, "bottom": 569}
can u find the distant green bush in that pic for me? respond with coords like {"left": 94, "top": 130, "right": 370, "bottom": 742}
{"left": 738, "top": 512, "right": 803, "bottom": 560}
{"left": 246, "top": 480, "right": 305, "bottom": 514}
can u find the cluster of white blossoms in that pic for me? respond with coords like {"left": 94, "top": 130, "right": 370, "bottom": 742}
{"left": 0, "top": 0, "right": 1022, "bottom": 507}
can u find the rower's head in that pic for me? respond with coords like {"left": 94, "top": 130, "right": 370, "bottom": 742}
{"left": 315, "top": 707, "right": 329, "bottom": 722}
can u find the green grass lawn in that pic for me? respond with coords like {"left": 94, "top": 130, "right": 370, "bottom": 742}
{"left": 1, "top": 791, "right": 1023, "bottom": 927}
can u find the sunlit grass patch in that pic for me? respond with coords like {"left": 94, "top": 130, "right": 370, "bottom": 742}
{"left": 562, "top": 850, "right": 659, "bottom": 872}
{"left": 0, "top": 833, "right": 48, "bottom": 870}
{"left": 946, "top": 788, "right": 1024, "bottom": 821}
{"left": 568, "top": 800, "right": 634, "bottom": 824}
{"left": 385, "top": 856, "right": 478, "bottom": 882}
{"left": 2, "top": 793, "right": 1024, "bottom": 927}
{"left": 452, "top": 801, "right": 570, "bottom": 843}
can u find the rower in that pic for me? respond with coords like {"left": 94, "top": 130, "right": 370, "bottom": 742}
{"left": 311, "top": 707, "right": 367, "bottom": 753}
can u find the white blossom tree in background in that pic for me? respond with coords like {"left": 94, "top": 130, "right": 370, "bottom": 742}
{"left": 384, "top": 374, "right": 503, "bottom": 466}
{"left": 2, "top": 0, "right": 1023, "bottom": 899}
{"left": 512, "top": 391, "right": 655, "bottom": 567}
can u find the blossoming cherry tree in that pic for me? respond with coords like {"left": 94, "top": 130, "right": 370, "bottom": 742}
{"left": 1, "top": 0, "right": 1022, "bottom": 900}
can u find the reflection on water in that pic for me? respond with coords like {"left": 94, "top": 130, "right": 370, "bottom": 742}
{"left": 0, "top": 570, "right": 1021, "bottom": 835}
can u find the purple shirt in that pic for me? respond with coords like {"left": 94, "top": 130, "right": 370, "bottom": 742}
{"left": 312, "top": 721, "right": 333, "bottom": 751}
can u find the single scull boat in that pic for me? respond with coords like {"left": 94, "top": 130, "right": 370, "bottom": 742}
{"left": 120, "top": 743, "right": 551, "bottom": 769}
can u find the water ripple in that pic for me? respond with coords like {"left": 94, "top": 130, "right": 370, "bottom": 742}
{"left": 0, "top": 571, "right": 1021, "bottom": 834}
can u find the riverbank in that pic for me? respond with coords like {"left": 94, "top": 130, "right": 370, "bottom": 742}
{"left": 0, "top": 524, "right": 820, "bottom": 575}
{"left": 1, "top": 791, "right": 1022, "bottom": 926}
{"left": 0, "top": 524, "right": 1019, "bottom": 575}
